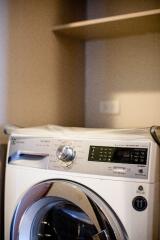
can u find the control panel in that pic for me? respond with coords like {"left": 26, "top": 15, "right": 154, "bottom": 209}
{"left": 88, "top": 146, "right": 147, "bottom": 165}
{"left": 8, "top": 136, "right": 150, "bottom": 179}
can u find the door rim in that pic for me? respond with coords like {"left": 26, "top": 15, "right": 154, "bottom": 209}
{"left": 11, "top": 179, "right": 128, "bottom": 240}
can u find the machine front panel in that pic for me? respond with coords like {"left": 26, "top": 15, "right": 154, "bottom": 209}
{"left": 8, "top": 136, "right": 150, "bottom": 179}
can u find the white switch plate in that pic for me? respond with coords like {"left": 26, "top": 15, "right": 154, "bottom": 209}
{"left": 100, "top": 100, "right": 120, "bottom": 114}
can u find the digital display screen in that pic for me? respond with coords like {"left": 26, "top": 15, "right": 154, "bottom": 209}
{"left": 88, "top": 146, "right": 148, "bottom": 165}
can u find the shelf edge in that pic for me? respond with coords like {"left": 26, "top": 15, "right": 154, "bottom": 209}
{"left": 53, "top": 9, "right": 160, "bottom": 31}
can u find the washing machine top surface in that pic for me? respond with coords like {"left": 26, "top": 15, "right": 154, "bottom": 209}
{"left": 5, "top": 124, "right": 155, "bottom": 140}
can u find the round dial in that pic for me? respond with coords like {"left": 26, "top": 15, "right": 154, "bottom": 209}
{"left": 56, "top": 145, "right": 76, "bottom": 162}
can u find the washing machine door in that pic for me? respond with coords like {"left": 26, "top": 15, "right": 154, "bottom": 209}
{"left": 11, "top": 180, "right": 128, "bottom": 240}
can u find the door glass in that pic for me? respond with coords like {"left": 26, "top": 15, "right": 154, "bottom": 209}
{"left": 31, "top": 198, "right": 97, "bottom": 239}
{"left": 28, "top": 196, "right": 116, "bottom": 240}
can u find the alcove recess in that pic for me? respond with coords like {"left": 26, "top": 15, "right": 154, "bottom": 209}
{"left": 53, "top": 0, "right": 160, "bottom": 128}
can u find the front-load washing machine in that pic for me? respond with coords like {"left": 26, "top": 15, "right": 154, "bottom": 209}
{"left": 4, "top": 126, "right": 160, "bottom": 240}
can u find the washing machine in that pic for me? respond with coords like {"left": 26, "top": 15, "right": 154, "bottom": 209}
{"left": 4, "top": 126, "right": 160, "bottom": 240}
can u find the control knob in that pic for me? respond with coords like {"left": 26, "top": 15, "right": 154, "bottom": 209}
{"left": 56, "top": 145, "right": 76, "bottom": 162}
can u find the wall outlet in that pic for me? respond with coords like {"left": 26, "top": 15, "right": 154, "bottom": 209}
{"left": 99, "top": 100, "right": 120, "bottom": 114}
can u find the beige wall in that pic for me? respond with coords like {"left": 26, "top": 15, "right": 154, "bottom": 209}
{"left": 87, "top": 0, "right": 160, "bottom": 19}
{"left": 0, "top": 0, "right": 160, "bottom": 141}
{"left": 85, "top": 0, "right": 160, "bottom": 128}
{"left": 2, "top": 0, "right": 84, "bottom": 138}
{"left": 0, "top": 0, "right": 9, "bottom": 141}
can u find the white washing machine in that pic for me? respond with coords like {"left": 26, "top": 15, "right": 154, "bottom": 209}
{"left": 4, "top": 126, "right": 160, "bottom": 240}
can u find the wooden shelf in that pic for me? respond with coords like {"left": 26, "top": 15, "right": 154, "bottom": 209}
{"left": 53, "top": 9, "right": 160, "bottom": 40}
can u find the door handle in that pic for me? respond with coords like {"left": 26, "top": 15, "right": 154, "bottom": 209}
{"left": 8, "top": 150, "right": 49, "bottom": 163}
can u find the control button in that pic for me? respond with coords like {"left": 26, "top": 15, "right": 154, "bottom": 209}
{"left": 56, "top": 145, "right": 76, "bottom": 162}
{"left": 134, "top": 152, "right": 139, "bottom": 156}
{"left": 113, "top": 167, "right": 126, "bottom": 174}
{"left": 138, "top": 168, "right": 143, "bottom": 174}
{"left": 132, "top": 196, "right": 147, "bottom": 211}
{"left": 140, "top": 151, "right": 145, "bottom": 155}
{"left": 140, "top": 159, "right": 145, "bottom": 164}
{"left": 138, "top": 185, "right": 144, "bottom": 191}
{"left": 134, "top": 158, "right": 139, "bottom": 162}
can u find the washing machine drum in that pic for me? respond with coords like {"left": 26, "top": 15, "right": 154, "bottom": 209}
{"left": 11, "top": 180, "right": 128, "bottom": 240}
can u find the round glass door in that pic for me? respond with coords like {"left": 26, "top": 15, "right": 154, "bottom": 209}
{"left": 11, "top": 180, "right": 128, "bottom": 240}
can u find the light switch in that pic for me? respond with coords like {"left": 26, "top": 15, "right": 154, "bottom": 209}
{"left": 99, "top": 100, "right": 120, "bottom": 114}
